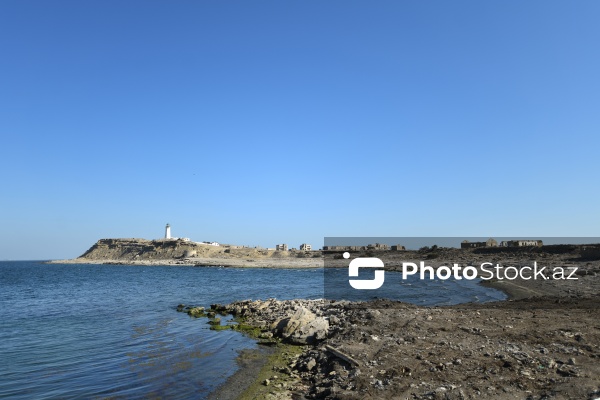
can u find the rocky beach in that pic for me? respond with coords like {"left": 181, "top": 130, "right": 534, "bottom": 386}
{"left": 203, "top": 294, "right": 598, "bottom": 400}
{"left": 198, "top": 247, "right": 599, "bottom": 399}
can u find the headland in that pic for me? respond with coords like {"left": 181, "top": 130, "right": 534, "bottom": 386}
{"left": 49, "top": 238, "right": 324, "bottom": 268}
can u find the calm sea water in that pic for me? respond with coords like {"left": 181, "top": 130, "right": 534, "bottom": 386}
{"left": 0, "top": 261, "right": 505, "bottom": 399}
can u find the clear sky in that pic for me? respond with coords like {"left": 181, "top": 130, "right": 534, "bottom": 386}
{"left": 1, "top": 1, "right": 599, "bottom": 260}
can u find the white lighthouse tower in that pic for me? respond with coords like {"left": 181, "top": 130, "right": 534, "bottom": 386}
{"left": 165, "top": 223, "right": 171, "bottom": 239}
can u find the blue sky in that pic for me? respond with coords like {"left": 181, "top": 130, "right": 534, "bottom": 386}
{"left": 1, "top": 1, "right": 599, "bottom": 259}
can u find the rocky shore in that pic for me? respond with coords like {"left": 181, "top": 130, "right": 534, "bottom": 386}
{"left": 198, "top": 248, "right": 600, "bottom": 400}
{"left": 204, "top": 294, "right": 599, "bottom": 400}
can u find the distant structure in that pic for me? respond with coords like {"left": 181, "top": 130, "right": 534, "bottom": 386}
{"left": 461, "top": 238, "right": 543, "bottom": 249}
{"left": 323, "top": 244, "right": 392, "bottom": 251}
{"left": 499, "top": 240, "right": 543, "bottom": 247}
{"left": 391, "top": 244, "right": 405, "bottom": 251}
{"left": 276, "top": 244, "right": 288, "bottom": 251}
{"left": 461, "top": 238, "right": 497, "bottom": 249}
{"left": 368, "top": 243, "right": 390, "bottom": 250}
{"left": 323, "top": 245, "right": 367, "bottom": 251}
{"left": 300, "top": 243, "right": 312, "bottom": 251}
{"left": 165, "top": 224, "right": 171, "bottom": 239}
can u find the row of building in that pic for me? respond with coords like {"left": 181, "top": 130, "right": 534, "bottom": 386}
{"left": 275, "top": 243, "right": 312, "bottom": 251}
{"left": 322, "top": 243, "right": 406, "bottom": 251}
{"left": 460, "top": 239, "right": 543, "bottom": 249}
{"left": 323, "top": 239, "right": 544, "bottom": 252}
{"left": 163, "top": 225, "right": 544, "bottom": 252}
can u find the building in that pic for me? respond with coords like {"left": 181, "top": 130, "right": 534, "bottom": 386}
{"left": 165, "top": 224, "right": 171, "bottom": 239}
{"left": 391, "top": 244, "right": 405, "bottom": 251}
{"left": 500, "top": 240, "right": 543, "bottom": 247}
{"left": 461, "top": 238, "right": 498, "bottom": 249}
{"left": 300, "top": 243, "right": 312, "bottom": 251}
{"left": 323, "top": 245, "right": 367, "bottom": 251}
{"left": 276, "top": 244, "right": 288, "bottom": 251}
{"left": 367, "top": 243, "right": 390, "bottom": 250}
{"left": 514, "top": 240, "right": 543, "bottom": 247}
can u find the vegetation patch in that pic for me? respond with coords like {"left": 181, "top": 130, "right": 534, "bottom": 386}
{"left": 209, "top": 324, "right": 232, "bottom": 331}
{"left": 237, "top": 343, "right": 305, "bottom": 400}
{"left": 230, "top": 322, "right": 262, "bottom": 337}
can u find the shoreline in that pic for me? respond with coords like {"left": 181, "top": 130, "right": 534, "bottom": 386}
{"left": 197, "top": 260, "right": 599, "bottom": 399}
{"left": 482, "top": 278, "right": 548, "bottom": 301}
{"left": 204, "top": 294, "right": 599, "bottom": 399}
{"left": 47, "top": 257, "right": 324, "bottom": 268}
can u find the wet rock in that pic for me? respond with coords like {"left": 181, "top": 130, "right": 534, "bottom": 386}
{"left": 187, "top": 307, "right": 206, "bottom": 317}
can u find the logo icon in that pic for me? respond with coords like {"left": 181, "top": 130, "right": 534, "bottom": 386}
{"left": 346, "top": 253, "right": 385, "bottom": 290}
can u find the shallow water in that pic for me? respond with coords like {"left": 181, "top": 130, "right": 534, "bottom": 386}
{"left": 0, "top": 261, "right": 505, "bottom": 399}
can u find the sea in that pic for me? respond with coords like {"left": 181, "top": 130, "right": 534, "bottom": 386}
{"left": 0, "top": 261, "right": 506, "bottom": 399}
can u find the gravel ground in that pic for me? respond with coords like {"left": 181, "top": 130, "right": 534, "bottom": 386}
{"left": 207, "top": 248, "right": 600, "bottom": 400}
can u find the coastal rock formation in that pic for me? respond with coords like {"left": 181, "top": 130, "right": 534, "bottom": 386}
{"left": 79, "top": 238, "right": 200, "bottom": 260}
{"left": 71, "top": 238, "right": 323, "bottom": 265}
{"left": 210, "top": 299, "right": 330, "bottom": 345}
{"left": 212, "top": 296, "right": 600, "bottom": 399}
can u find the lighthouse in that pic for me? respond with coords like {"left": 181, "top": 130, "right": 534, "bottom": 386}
{"left": 165, "top": 223, "right": 171, "bottom": 239}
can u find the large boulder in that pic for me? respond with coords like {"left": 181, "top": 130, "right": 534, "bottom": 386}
{"left": 272, "top": 307, "right": 329, "bottom": 344}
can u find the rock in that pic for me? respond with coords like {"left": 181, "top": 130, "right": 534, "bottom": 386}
{"left": 306, "top": 358, "right": 317, "bottom": 371}
{"left": 187, "top": 307, "right": 206, "bottom": 317}
{"left": 272, "top": 307, "right": 329, "bottom": 344}
{"left": 289, "top": 317, "right": 329, "bottom": 344}
{"left": 277, "top": 307, "right": 315, "bottom": 336}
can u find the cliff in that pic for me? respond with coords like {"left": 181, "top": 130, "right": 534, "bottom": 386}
{"left": 79, "top": 238, "right": 211, "bottom": 260}
{"left": 77, "top": 238, "right": 322, "bottom": 262}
